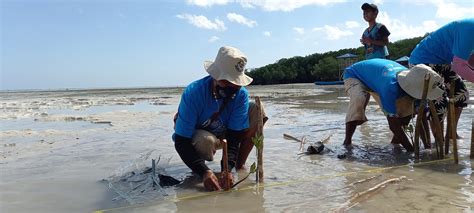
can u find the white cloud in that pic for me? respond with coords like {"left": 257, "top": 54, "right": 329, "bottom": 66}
{"left": 400, "top": 0, "right": 473, "bottom": 19}
{"left": 176, "top": 14, "right": 226, "bottom": 31}
{"left": 263, "top": 31, "right": 271, "bottom": 37}
{"left": 190, "top": 0, "right": 347, "bottom": 11}
{"left": 246, "top": 0, "right": 347, "bottom": 11}
{"left": 345, "top": 21, "right": 360, "bottom": 29}
{"left": 320, "top": 25, "right": 353, "bottom": 40}
{"left": 293, "top": 27, "right": 305, "bottom": 35}
{"left": 208, "top": 36, "right": 220, "bottom": 42}
{"left": 227, "top": 13, "right": 257, "bottom": 27}
{"left": 239, "top": 1, "right": 256, "bottom": 9}
{"left": 186, "top": 0, "right": 231, "bottom": 7}
{"left": 377, "top": 12, "right": 439, "bottom": 40}
{"left": 433, "top": 0, "right": 473, "bottom": 19}
{"left": 312, "top": 27, "right": 323, "bottom": 31}
{"left": 373, "top": 0, "right": 384, "bottom": 5}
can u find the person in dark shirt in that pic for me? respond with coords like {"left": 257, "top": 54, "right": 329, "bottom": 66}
{"left": 361, "top": 3, "right": 391, "bottom": 59}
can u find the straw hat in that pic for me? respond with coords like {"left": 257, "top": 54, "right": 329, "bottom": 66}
{"left": 204, "top": 46, "right": 253, "bottom": 86}
{"left": 397, "top": 64, "right": 444, "bottom": 100}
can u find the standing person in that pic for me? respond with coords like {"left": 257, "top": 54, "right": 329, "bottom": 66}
{"left": 343, "top": 59, "right": 444, "bottom": 152}
{"left": 173, "top": 46, "right": 267, "bottom": 191}
{"left": 409, "top": 18, "right": 474, "bottom": 138}
{"left": 360, "top": 3, "right": 391, "bottom": 59}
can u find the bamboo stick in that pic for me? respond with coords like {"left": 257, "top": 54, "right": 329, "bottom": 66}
{"left": 221, "top": 139, "right": 231, "bottom": 190}
{"left": 445, "top": 109, "right": 450, "bottom": 154}
{"left": 414, "top": 74, "right": 431, "bottom": 159}
{"left": 445, "top": 81, "right": 455, "bottom": 154}
{"left": 450, "top": 99, "right": 458, "bottom": 164}
{"left": 255, "top": 96, "right": 264, "bottom": 183}
{"left": 471, "top": 119, "right": 474, "bottom": 159}
{"left": 448, "top": 81, "right": 458, "bottom": 164}
{"left": 428, "top": 101, "right": 444, "bottom": 159}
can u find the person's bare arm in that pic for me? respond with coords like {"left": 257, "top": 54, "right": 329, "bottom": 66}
{"left": 387, "top": 116, "right": 414, "bottom": 152}
{"left": 452, "top": 55, "right": 474, "bottom": 82}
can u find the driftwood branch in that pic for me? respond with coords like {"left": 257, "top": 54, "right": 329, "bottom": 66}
{"left": 338, "top": 176, "right": 407, "bottom": 211}
{"left": 283, "top": 133, "right": 303, "bottom": 142}
{"left": 348, "top": 175, "right": 382, "bottom": 186}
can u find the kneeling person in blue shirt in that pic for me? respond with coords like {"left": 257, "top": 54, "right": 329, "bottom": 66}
{"left": 343, "top": 59, "right": 444, "bottom": 152}
{"left": 173, "top": 46, "right": 267, "bottom": 191}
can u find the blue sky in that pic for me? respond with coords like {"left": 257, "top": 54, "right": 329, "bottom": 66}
{"left": 1, "top": 0, "right": 473, "bottom": 90}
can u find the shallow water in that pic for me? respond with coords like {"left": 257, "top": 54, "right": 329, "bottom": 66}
{"left": 0, "top": 83, "right": 473, "bottom": 213}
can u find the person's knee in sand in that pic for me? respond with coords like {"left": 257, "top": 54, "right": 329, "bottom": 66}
{"left": 191, "top": 102, "right": 268, "bottom": 170}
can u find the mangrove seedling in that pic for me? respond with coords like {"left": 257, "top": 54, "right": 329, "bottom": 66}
{"left": 231, "top": 162, "right": 257, "bottom": 188}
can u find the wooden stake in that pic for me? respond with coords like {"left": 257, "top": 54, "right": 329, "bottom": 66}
{"left": 447, "top": 81, "right": 458, "bottom": 164}
{"left": 414, "top": 74, "right": 430, "bottom": 159}
{"left": 445, "top": 82, "right": 456, "bottom": 154}
{"left": 221, "top": 139, "right": 231, "bottom": 190}
{"left": 428, "top": 101, "right": 444, "bottom": 159}
{"left": 255, "top": 96, "right": 264, "bottom": 183}
{"left": 449, "top": 99, "right": 458, "bottom": 164}
{"left": 445, "top": 108, "right": 450, "bottom": 154}
{"left": 470, "top": 119, "right": 474, "bottom": 159}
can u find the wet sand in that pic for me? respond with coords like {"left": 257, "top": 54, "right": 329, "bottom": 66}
{"left": 0, "top": 83, "right": 473, "bottom": 212}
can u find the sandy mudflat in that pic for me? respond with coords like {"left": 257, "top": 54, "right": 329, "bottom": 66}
{"left": 1, "top": 83, "right": 473, "bottom": 213}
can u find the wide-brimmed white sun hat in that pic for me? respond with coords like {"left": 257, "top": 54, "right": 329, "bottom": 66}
{"left": 397, "top": 64, "right": 444, "bottom": 100}
{"left": 204, "top": 46, "right": 253, "bottom": 86}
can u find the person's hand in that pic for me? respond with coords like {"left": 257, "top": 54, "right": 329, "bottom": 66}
{"left": 203, "top": 170, "right": 221, "bottom": 191}
{"left": 361, "top": 36, "right": 372, "bottom": 45}
{"left": 219, "top": 171, "right": 234, "bottom": 189}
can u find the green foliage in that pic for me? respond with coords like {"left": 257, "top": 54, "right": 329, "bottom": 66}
{"left": 247, "top": 36, "right": 426, "bottom": 85}
{"left": 252, "top": 133, "right": 264, "bottom": 150}
{"left": 231, "top": 162, "right": 257, "bottom": 188}
{"left": 312, "top": 56, "right": 339, "bottom": 81}
{"left": 249, "top": 162, "right": 257, "bottom": 173}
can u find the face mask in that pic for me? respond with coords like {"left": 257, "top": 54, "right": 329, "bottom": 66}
{"left": 215, "top": 85, "right": 239, "bottom": 99}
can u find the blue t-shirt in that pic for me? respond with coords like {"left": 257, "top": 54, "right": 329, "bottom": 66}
{"left": 343, "top": 59, "right": 408, "bottom": 116}
{"left": 174, "top": 76, "right": 250, "bottom": 139}
{"left": 410, "top": 18, "right": 474, "bottom": 64}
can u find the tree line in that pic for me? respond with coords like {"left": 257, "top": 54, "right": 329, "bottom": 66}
{"left": 246, "top": 35, "right": 426, "bottom": 85}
